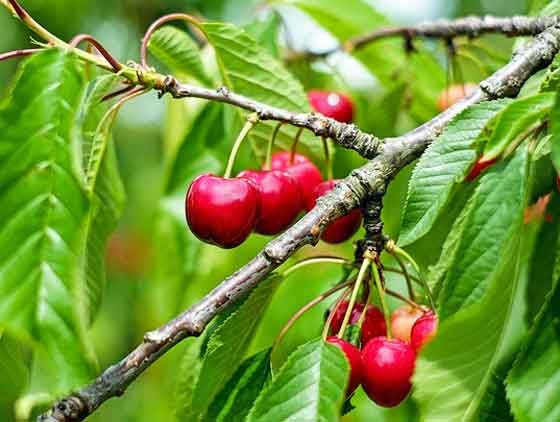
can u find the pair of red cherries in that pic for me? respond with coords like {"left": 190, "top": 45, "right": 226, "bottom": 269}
{"left": 186, "top": 90, "right": 359, "bottom": 248}
{"left": 326, "top": 301, "right": 437, "bottom": 407}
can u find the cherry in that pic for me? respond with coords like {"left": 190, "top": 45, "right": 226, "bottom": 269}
{"left": 437, "top": 83, "right": 478, "bottom": 112}
{"left": 361, "top": 337, "right": 416, "bottom": 407}
{"left": 411, "top": 312, "right": 438, "bottom": 351}
{"left": 305, "top": 180, "right": 362, "bottom": 243}
{"left": 238, "top": 169, "right": 302, "bottom": 235}
{"left": 390, "top": 306, "right": 425, "bottom": 343}
{"left": 308, "top": 90, "right": 354, "bottom": 123}
{"left": 466, "top": 157, "right": 498, "bottom": 181}
{"left": 330, "top": 301, "right": 386, "bottom": 345}
{"left": 326, "top": 336, "right": 363, "bottom": 395}
{"left": 186, "top": 174, "right": 260, "bottom": 248}
{"left": 267, "top": 151, "right": 323, "bottom": 203}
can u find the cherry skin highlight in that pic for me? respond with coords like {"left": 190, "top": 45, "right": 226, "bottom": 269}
{"left": 238, "top": 169, "right": 302, "bottom": 235}
{"left": 437, "top": 83, "right": 478, "bottom": 112}
{"left": 267, "top": 151, "right": 323, "bottom": 204}
{"left": 391, "top": 306, "right": 425, "bottom": 343}
{"left": 186, "top": 174, "right": 259, "bottom": 248}
{"left": 411, "top": 312, "right": 438, "bottom": 351}
{"left": 326, "top": 336, "right": 363, "bottom": 395}
{"left": 361, "top": 337, "right": 416, "bottom": 407}
{"left": 305, "top": 180, "right": 362, "bottom": 243}
{"left": 308, "top": 90, "right": 354, "bottom": 123}
{"left": 330, "top": 301, "right": 386, "bottom": 345}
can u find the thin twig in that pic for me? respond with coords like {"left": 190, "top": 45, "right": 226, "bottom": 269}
{"left": 0, "top": 48, "right": 42, "bottom": 62}
{"left": 69, "top": 34, "right": 122, "bottom": 72}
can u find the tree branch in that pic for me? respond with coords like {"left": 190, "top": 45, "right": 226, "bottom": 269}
{"left": 286, "top": 15, "right": 560, "bottom": 61}
{"left": 38, "top": 24, "right": 560, "bottom": 422}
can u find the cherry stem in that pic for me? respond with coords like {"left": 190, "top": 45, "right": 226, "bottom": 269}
{"left": 390, "top": 250, "right": 416, "bottom": 301}
{"left": 223, "top": 114, "right": 259, "bottom": 179}
{"left": 337, "top": 257, "right": 370, "bottom": 338}
{"left": 385, "top": 288, "right": 424, "bottom": 310}
{"left": 281, "top": 256, "right": 350, "bottom": 278}
{"left": 322, "top": 286, "right": 352, "bottom": 340}
{"left": 356, "top": 278, "right": 372, "bottom": 328}
{"left": 289, "top": 127, "right": 304, "bottom": 165}
{"left": 101, "top": 85, "right": 135, "bottom": 103}
{"left": 264, "top": 122, "right": 283, "bottom": 171}
{"left": 390, "top": 243, "right": 436, "bottom": 311}
{"left": 322, "top": 137, "right": 334, "bottom": 180}
{"left": 0, "top": 48, "right": 42, "bottom": 63}
{"left": 141, "top": 13, "right": 202, "bottom": 69}
{"left": 69, "top": 34, "right": 122, "bottom": 72}
{"left": 383, "top": 266, "right": 422, "bottom": 285}
{"left": 271, "top": 279, "right": 354, "bottom": 364}
{"left": 372, "top": 258, "right": 392, "bottom": 339}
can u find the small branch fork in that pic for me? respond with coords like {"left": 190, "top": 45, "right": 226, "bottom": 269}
{"left": 0, "top": 1, "right": 557, "bottom": 419}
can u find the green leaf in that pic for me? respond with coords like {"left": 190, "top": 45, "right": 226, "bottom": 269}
{"left": 206, "top": 349, "right": 271, "bottom": 422}
{"left": 200, "top": 21, "right": 322, "bottom": 160}
{"left": 0, "top": 50, "right": 95, "bottom": 392}
{"left": 413, "top": 224, "right": 526, "bottom": 420}
{"left": 506, "top": 249, "right": 560, "bottom": 421}
{"left": 438, "top": 146, "right": 530, "bottom": 319}
{"left": 479, "top": 359, "right": 515, "bottom": 422}
{"left": 399, "top": 100, "right": 510, "bottom": 247}
{"left": 247, "top": 339, "right": 348, "bottom": 422}
{"left": 174, "top": 338, "right": 204, "bottom": 422}
{"left": 0, "top": 332, "right": 28, "bottom": 421}
{"left": 551, "top": 90, "right": 560, "bottom": 174}
{"left": 148, "top": 26, "right": 211, "bottom": 85}
{"left": 178, "top": 274, "right": 282, "bottom": 420}
{"left": 244, "top": 12, "right": 281, "bottom": 58}
{"left": 482, "top": 93, "right": 553, "bottom": 162}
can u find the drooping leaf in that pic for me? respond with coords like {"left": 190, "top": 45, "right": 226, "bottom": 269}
{"left": 148, "top": 25, "right": 211, "bottom": 85}
{"left": 200, "top": 21, "right": 322, "bottom": 160}
{"left": 399, "top": 100, "right": 510, "bottom": 247}
{"left": 482, "top": 93, "right": 553, "bottom": 162}
{"left": 506, "top": 245, "right": 560, "bottom": 421}
{"left": 0, "top": 50, "right": 95, "bottom": 392}
{"left": 438, "top": 146, "right": 530, "bottom": 318}
{"left": 178, "top": 274, "right": 282, "bottom": 420}
{"left": 206, "top": 349, "right": 271, "bottom": 422}
{"left": 247, "top": 339, "right": 348, "bottom": 422}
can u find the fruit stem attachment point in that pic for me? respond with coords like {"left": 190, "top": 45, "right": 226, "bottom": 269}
{"left": 223, "top": 113, "right": 259, "bottom": 179}
{"left": 337, "top": 256, "right": 370, "bottom": 338}
{"left": 289, "top": 127, "right": 304, "bottom": 165}
{"left": 371, "top": 257, "right": 392, "bottom": 339}
{"left": 281, "top": 256, "right": 350, "bottom": 278}
{"left": 264, "top": 122, "right": 283, "bottom": 171}
{"left": 322, "top": 137, "right": 333, "bottom": 180}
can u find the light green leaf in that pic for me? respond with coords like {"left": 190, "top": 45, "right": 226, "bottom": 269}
{"left": 247, "top": 339, "right": 348, "bottom": 422}
{"left": 506, "top": 245, "right": 560, "bottom": 421}
{"left": 174, "top": 338, "right": 203, "bottom": 422}
{"left": 179, "top": 274, "right": 282, "bottom": 420}
{"left": 551, "top": 90, "right": 560, "bottom": 173}
{"left": 438, "top": 146, "right": 530, "bottom": 319}
{"left": 0, "top": 50, "right": 95, "bottom": 392}
{"left": 399, "top": 100, "right": 510, "bottom": 247}
{"left": 206, "top": 349, "right": 271, "bottom": 422}
{"left": 148, "top": 26, "right": 211, "bottom": 85}
{"left": 413, "top": 224, "right": 526, "bottom": 421}
{"left": 0, "top": 332, "right": 28, "bottom": 421}
{"left": 200, "top": 21, "right": 322, "bottom": 160}
{"left": 244, "top": 12, "right": 281, "bottom": 58}
{"left": 482, "top": 93, "right": 553, "bottom": 162}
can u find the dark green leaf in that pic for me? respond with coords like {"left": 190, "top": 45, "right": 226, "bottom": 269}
{"left": 247, "top": 339, "right": 348, "bottom": 422}
{"left": 479, "top": 358, "right": 515, "bottom": 422}
{"left": 206, "top": 349, "right": 271, "bottom": 422}
{"left": 399, "top": 100, "right": 510, "bottom": 247}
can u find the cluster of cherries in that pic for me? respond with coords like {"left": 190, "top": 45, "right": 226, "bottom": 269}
{"left": 186, "top": 90, "right": 360, "bottom": 248}
{"left": 326, "top": 301, "right": 438, "bottom": 407}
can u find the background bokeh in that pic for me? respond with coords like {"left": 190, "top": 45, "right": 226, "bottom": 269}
{"left": 0, "top": 0, "right": 527, "bottom": 420}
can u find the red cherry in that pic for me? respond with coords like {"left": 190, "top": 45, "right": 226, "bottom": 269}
{"left": 186, "top": 174, "right": 259, "bottom": 248}
{"left": 466, "top": 157, "right": 498, "bottom": 181}
{"left": 268, "top": 152, "right": 323, "bottom": 203}
{"left": 361, "top": 337, "right": 416, "bottom": 407}
{"left": 411, "top": 312, "right": 438, "bottom": 351}
{"left": 436, "top": 83, "right": 478, "bottom": 111}
{"left": 308, "top": 90, "right": 354, "bottom": 123}
{"left": 305, "top": 180, "right": 362, "bottom": 243}
{"left": 390, "top": 306, "right": 425, "bottom": 343}
{"left": 330, "top": 301, "right": 386, "bottom": 345}
{"left": 326, "top": 336, "right": 363, "bottom": 395}
{"left": 238, "top": 170, "right": 302, "bottom": 235}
